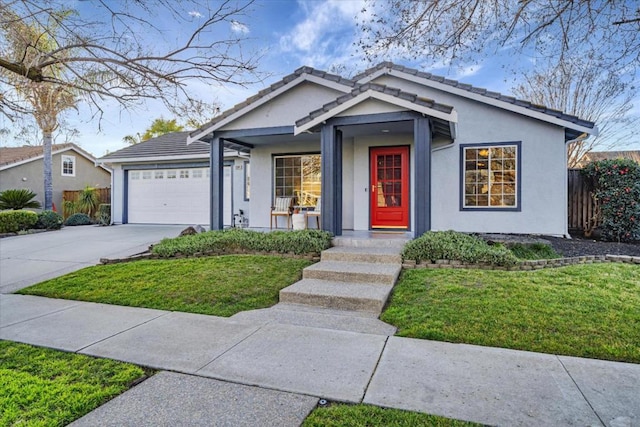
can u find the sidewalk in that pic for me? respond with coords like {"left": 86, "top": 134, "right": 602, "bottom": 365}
{"left": 1, "top": 293, "right": 638, "bottom": 426}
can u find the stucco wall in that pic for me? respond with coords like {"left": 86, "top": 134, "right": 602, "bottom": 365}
{"left": 220, "top": 83, "right": 345, "bottom": 131}
{"left": 368, "top": 74, "right": 568, "bottom": 236}
{"left": 0, "top": 150, "right": 111, "bottom": 212}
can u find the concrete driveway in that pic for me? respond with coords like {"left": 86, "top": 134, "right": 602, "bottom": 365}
{"left": 0, "top": 224, "right": 186, "bottom": 294}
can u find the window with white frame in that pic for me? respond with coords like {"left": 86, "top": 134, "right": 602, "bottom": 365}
{"left": 61, "top": 155, "right": 75, "bottom": 176}
{"left": 167, "top": 170, "right": 177, "bottom": 179}
{"left": 142, "top": 171, "right": 152, "bottom": 180}
{"left": 154, "top": 171, "right": 164, "bottom": 179}
{"left": 179, "top": 169, "right": 189, "bottom": 179}
{"left": 130, "top": 171, "right": 140, "bottom": 180}
{"left": 192, "top": 169, "right": 203, "bottom": 179}
{"left": 461, "top": 142, "right": 520, "bottom": 210}
{"left": 273, "top": 154, "right": 321, "bottom": 207}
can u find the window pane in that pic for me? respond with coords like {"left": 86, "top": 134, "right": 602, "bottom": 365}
{"left": 274, "top": 154, "right": 320, "bottom": 206}
{"left": 154, "top": 171, "right": 164, "bottom": 179}
{"left": 463, "top": 144, "right": 517, "bottom": 208}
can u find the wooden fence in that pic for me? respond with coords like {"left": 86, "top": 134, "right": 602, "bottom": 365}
{"left": 62, "top": 188, "right": 111, "bottom": 218}
{"left": 568, "top": 169, "right": 599, "bottom": 233}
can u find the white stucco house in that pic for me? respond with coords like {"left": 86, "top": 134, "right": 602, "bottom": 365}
{"left": 98, "top": 132, "right": 250, "bottom": 226}
{"left": 175, "top": 63, "right": 600, "bottom": 236}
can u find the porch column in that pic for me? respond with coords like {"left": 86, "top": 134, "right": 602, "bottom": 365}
{"left": 210, "top": 134, "right": 224, "bottom": 230}
{"left": 321, "top": 124, "right": 342, "bottom": 236}
{"left": 414, "top": 117, "right": 431, "bottom": 236}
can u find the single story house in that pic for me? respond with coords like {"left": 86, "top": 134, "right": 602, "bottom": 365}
{"left": 0, "top": 143, "right": 111, "bottom": 211}
{"left": 98, "top": 132, "right": 249, "bottom": 226}
{"left": 187, "top": 62, "right": 597, "bottom": 237}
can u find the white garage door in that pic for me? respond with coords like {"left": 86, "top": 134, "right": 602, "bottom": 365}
{"left": 128, "top": 166, "right": 232, "bottom": 225}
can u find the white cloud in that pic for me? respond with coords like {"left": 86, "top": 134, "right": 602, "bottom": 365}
{"left": 230, "top": 20, "right": 250, "bottom": 34}
{"left": 188, "top": 11, "right": 202, "bottom": 18}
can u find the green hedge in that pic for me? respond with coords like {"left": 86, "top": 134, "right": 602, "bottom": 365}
{"left": 402, "top": 230, "right": 518, "bottom": 266}
{"left": 0, "top": 210, "right": 38, "bottom": 233}
{"left": 35, "top": 210, "right": 64, "bottom": 230}
{"left": 152, "top": 228, "right": 333, "bottom": 257}
{"left": 64, "top": 213, "right": 92, "bottom": 226}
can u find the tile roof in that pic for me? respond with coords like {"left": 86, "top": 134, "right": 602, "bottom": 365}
{"left": 353, "top": 62, "right": 596, "bottom": 129}
{"left": 189, "top": 66, "right": 356, "bottom": 140}
{"left": 295, "top": 82, "right": 454, "bottom": 128}
{"left": 99, "top": 132, "right": 210, "bottom": 161}
{"left": 0, "top": 143, "right": 88, "bottom": 167}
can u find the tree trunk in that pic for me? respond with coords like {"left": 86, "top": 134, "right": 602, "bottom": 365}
{"left": 43, "top": 131, "right": 53, "bottom": 210}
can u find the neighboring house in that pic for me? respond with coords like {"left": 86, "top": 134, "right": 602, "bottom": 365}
{"left": 187, "top": 62, "right": 597, "bottom": 237}
{"left": 98, "top": 132, "right": 249, "bottom": 226}
{"left": 0, "top": 143, "right": 111, "bottom": 211}
{"left": 575, "top": 150, "right": 640, "bottom": 168}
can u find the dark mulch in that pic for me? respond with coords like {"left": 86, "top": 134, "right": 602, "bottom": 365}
{"left": 544, "top": 235, "right": 640, "bottom": 258}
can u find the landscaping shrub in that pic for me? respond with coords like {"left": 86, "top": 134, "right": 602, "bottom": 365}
{"left": 35, "top": 210, "right": 64, "bottom": 230}
{"left": 152, "top": 228, "right": 333, "bottom": 257}
{"left": 402, "top": 230, "right": 518, "bottom": 266}
{"left": 97, "top": 204, "right": 111, "bottom": 226}
{"left": 0, "top": 210, "right": 38, "bottom": 233}
{"left": 76, "top": 186, "right": 99, "bottom": 218}
{"left": 64, "top": 213, "right": 92, "bottom": 226}
{"left": 0, "top": 189, "right": 41, "bottom": 210}
{"left": 582, "top": 159, "right": 640, "bottom": 242}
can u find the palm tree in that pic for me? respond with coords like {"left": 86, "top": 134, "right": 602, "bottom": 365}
{"left": 3, "top": 10, "right": 77, "bottom": 210}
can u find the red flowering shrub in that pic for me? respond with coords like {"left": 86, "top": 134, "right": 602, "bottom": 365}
{"left": 582, "top": 159, "right": 640, "bottom": 242}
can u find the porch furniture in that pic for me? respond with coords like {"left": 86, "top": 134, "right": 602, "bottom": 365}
{"left": 307, "top": 196, "right": 321, "bottom": 229}
{"left": 270, "top": 197, "right": 294, "bottom": 229}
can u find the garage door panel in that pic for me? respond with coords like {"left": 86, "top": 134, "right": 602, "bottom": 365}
{"left": 127, "top": 167, "right": 232, "bottom": 225}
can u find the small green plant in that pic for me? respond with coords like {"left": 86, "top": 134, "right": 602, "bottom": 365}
{"left": 76, "top": 186, "right": 99, "bottom": 218}
{"left": 582, "top": 159, "right": 640, "bottom": 242}
{"left": 63, "top": 199, "right": 77, "bottom": 219}
{"left": 35, "top": 210, "right": 64, "bottom": 230}
{"left": 64, "top": 212, "right": 92, "bottom": 226}
{"left": 152, "top": 228, "right": 333, "bottom": 257}
{"left": 507, "top": 242, "right": 561, "bottom": 260}
{"left": 402, "top": 230, "right": 518, "bottom": 266}
{"left": 0, "top": 189, "right": 41, "bottom": 210}
{"left": 0, "top": 210, "right": 38, "bottom": 233}
{"left": 97, "top": 203, "right": 111, "bottom": 226}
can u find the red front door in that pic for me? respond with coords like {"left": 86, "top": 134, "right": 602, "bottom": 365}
{"left": 370, "top": 146, "right": 409, "bottom": 229}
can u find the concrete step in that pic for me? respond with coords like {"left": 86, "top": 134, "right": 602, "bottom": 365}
{"left": 230, "top": 303, "right": 397, "bottom": 335}
{"left": 279, "top": 279, "right": 393, "bottom": 315}
{"left": 321, "top": 246, "right": 402, "bottom": 264}
{"left": 303, "top": 261, "right": 401, "bottom": 285}
{"left": 332, "top": 236, "right": 409, "bottom": 249}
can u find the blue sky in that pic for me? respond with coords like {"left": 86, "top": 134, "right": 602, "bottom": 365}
{"left": 2, "top": 0, "right": 638, "bottom": 155}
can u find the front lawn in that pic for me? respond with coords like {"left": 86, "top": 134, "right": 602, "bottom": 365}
{"left": 19, "top": 255, "right": 313, "bottom": 317}
{"left": 304, "top": 404, "right": 480, "bottom": 426}
{"left": 382, "top": 263, "right": 640, "bottom": 363}
{"left": 0, "top": 340, "right": 147, "bottom": 426}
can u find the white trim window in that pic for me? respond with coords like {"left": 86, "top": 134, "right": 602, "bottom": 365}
{"left": 61, "top": 155, "right": 76, "bottom": 177}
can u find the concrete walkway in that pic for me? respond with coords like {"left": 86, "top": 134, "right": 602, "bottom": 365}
{"left": 1, "top": 293, "right": 638, "bottom": 426}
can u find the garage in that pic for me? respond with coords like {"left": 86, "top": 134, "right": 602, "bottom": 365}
{"left": 127, "top": 166, "right": 232, "bottom": 225}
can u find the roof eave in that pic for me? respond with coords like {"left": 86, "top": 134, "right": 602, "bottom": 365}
{"left": 294, "top": 90, "right": 457, "bottom": 135}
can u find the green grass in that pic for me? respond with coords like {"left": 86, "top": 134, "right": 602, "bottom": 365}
{"left": 303, "top": 404, "right": 481, "bottom": 426}
{"left": 382, "top": 263, "right": 640, "bottom": 363}
{"left": 19, "top": 255, "right": 313, "bottom": 317}
{"left": 0, "top": 340, "right": 147, "bottom": 426}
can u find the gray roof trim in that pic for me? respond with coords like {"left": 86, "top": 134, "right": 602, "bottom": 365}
{"left": 354, "top": 62, "right": 597, "bottom": 132}
{"left": 187, "top": 67, "right": 356, "bottom": 143}
{"left": 99, "top": 132, "right": 210, "bottom": 162}
{"left": 295, "top": 82, "right": 456, "bottom": 134}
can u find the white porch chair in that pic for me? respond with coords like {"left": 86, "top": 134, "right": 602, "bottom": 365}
{"left": 270, "top": 197, "right": 294, "bottom": 229}
{"left": 306, "top": 196, "right": 321, "bottom": 229}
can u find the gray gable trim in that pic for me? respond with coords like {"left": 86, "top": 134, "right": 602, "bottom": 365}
{"left": 188, "top": 67, "right": 356, "bottom": 142}
{"left": 99, "top": 131, "right": 210, "bottom": 161}
{"left": 354, "top": 62, "right": 597, "bottom": 131}
{"left": 295, "top": 82, "right": 455, "bottom": 128}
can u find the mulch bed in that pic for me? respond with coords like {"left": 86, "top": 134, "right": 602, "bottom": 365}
{"left": 544, "top": 235, "right": 640, "bottom": 258}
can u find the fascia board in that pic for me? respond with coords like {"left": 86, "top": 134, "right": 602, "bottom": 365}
{"left": 187, "top": 74, "right": 353, "bottom": 145}
{"left": 294, "top": 90, "right": 457, "bottom": 135}
{"left": 96, "top": 153, "right": 211, "bottom": 165}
